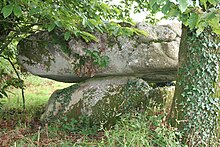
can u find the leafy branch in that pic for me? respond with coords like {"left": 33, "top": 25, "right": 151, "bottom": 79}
{"left": 0, "top": 55, "right": 26, "bottom": 110}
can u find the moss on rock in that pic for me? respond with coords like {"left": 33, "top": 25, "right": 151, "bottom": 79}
{"left": 41, "top": 77, "right": 175, "bottom": 127}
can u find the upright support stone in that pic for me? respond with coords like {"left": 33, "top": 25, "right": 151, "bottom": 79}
{"left": 41, "top": 77, "right": 175, "bottom": 126}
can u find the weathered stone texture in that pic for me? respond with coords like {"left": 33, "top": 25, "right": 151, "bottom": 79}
{"left": 41, "top": 77, "right": 175, "bottom": 126}
{"left": 17, "top": 21, "right": 180, "bottom": 124}
{"left": 18, "top": 22, "right": 181, "bottom": 82}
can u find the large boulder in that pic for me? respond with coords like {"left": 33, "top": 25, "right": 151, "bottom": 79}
{"left": 41, "top": 77, "right": 175, "bottom": 126}
{"left": 41, "top": 77, "right": 152, "bottom": 126}
{"left": 18, "top": 22, "right": 181, "bottom": 83}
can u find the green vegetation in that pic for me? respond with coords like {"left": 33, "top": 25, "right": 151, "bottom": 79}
{"left": 170, "top": 27, "right": 219, "bottom": 145}
{"left": 0, "top": 76, "right": 184, "bottom": 146}
{"left": 0, "top": 76, "right": 219, "bottom": 146}
{"left": 0, "top": 75, "right": 71, "bottom": 110}
{"left": 1, "top": 0, "right": 219, "bottom": 146}
{"left": 101, "top": 112, "right": 182, "bottom": 147}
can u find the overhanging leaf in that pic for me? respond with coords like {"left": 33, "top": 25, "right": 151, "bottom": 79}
{"left": 196, "top": 22, "right": 207, "bottom": 35}
{"left": 162, "top": 1, "right": 172, "bottom": 14}
{"left": 64, "top": 31, "right": 71, "bottom": 41}
{"left": 202, "top": 11, "right": 216, "bottom": 21}
{"left": 200, "top": 0, "right": 207, "bottom": 9}
{"left": 188, "top": 12, "right": 199, "bottom": 29}
{"left": 80, "top": 31, "right": 97, "bottom": 42}
{"left": 209, "top": 17, "right": 220, "bottom": 35}
{"left": 0, "top": 90, "right": 8, "bottom": 98}
{"left": 48, "top": 22, "right": 56, "bottom": 32}
{"left": 29, "top": 7, "right": 40, "bottom": 15}
{"left": 208, "top": 0, "right": 217, "bottom": 5}
{"left": 178, "top": 0, "right": 189, "bottom": 12}
{"left": 133, "top": 28, "right": 148, "bottom": 36}
{"left": 1, "top": 4, "right": 14, "bottom": 18}
{"left": 13, "top": 5, "right": 22, "bottom": 17}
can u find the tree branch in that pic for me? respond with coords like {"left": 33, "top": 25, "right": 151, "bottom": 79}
{"left": 0, "top": 24, "right": 39, "bottom": 55}
{"left": 0, "top": 55, "right": 26, "bottom": 110}
{"left": 0, "top": 19, "right": 43, "bottom": 25}
{"left": 0, "top": 38, "right": 13, "bottom": 55}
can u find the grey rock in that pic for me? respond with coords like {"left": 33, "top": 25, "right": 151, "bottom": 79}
{"left": 148, "top": 86, "right": 175, "bottom": 110}
{"left": 41, "top": 77, "right": 175, "bottom": 126}
{"left": 136, "top": 22, "right": 178, "bottom": 42}
{"left": 18, "top": 22, "right": 181, "bottom": 82}
{"left": 41, "top": 77, "right": 152, "bottom": 126}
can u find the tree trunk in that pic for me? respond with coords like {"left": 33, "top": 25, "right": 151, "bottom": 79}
{"left": 168, "top": 24, "right": 187, "bottom": 130}
{"left": 168, "top": 25, "right": 219, "bottom": 146}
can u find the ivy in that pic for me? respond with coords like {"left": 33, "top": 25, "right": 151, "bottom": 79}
{"left": 177, "top": 28, "right": 220, "bottom": 145}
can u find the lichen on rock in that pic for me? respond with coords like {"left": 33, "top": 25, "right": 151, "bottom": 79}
{"left": 41, "top": 77, "right": 175, "bottom": 127}
{"left": 18, "top": 21, "right": 181, "bottom": 83}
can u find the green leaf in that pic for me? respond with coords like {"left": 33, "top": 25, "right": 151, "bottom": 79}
{"left": 13, "top": 5, "right": 22, "bottom": 17}
{"left": 82, "top": 17, "right": 87, "bottom": 27}
{"left": 178, "top": 0, "right": 189, "bottom": 12}
{"left": 47, "top": 22, "right": 56, "bottom": 32}
{"left": 29, "top": 7, "right": 40, "bottom": 15}
{"left": 80, "top": 31, "right": 97, "bottom": 42}
{"left": 95, "top": 25, "right": 104, "bottom": 33}
{"left": 64, "top": 31, "right": 71, "bottom": 41}
{"left": 151, "top": 3, "right": 160, "bottom": 13}
{"left": 196, "top": 22, "right": 207, "bottom": 35}
{"left": 188, "top": 13, "right": 199, "bottom": 29}
{"left": 149, "top": 0, "right": 157, "bottom": 8}
{"left": 89, "top": 19, "right": 98, "bottom": 26}
{"left": 202, "top": 11, "right": 216, "bottom": 21}
{"left": 208, "top": 0, "right": 217, "bottom": 5}
{"left": 1, "top": 4, "right": 14, "bottom": 18}
{"left": 167, "top": 8, "right": 179, "bottom": 17}
{"left": 54, "top": 21, "right": 62, "bottom": 27}
{"left": 209, "top": 17, "right": 220, "bottom": 35}
{"left": 200, "top": 0, "right": 207, "bottom": 9}
{"left": 1, "top": 90, "right": 8, "bottom": 98}
{"left": 162, "top": 2, "right": 172, "bottom": 14}
{"left": 113, "top": 27, "right": 120, "bottom": 36}
{"left": 212, "top": 28, "right": 220, "bottom": 35}
{"left": 133, "top": 28, "right": 148, "bottom": 36}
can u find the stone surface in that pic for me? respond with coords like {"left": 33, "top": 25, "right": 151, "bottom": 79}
{"left": 41, "top": 77, "right": 175, "bottom": 126}
{"left": 41, "top": 77, "right": 152, "bottom": 126}
{"left": 136, "top": 22, "right": 177, "bottom": 42}
{"left": 148, "top": 86, "right": 175, "bottom": 110}
{"left": 18, "top": 22, "right": 181, "bottom": 82}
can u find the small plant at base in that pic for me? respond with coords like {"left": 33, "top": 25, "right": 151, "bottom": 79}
{"left": 54, "top": 116, "right": 99, "bottom": 136}
{"left": 99, "top": 110, "right": 183, "bottom": 147}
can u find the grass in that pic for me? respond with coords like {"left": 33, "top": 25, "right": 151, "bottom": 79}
{"left": 100, "top": 111, "right": 182, "bottom": 147}
{"left": 1, "top": 75, "right": 72, "bottom": 110}
{"left": 0, "top": 75, "right": 72, "bottom": 133}
{"left": 0, "top": 74, "right": 219, "bottom": 146}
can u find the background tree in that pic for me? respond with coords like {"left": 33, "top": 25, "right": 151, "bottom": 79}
{"left": 127, "top": 0, "right": 220, "bottom": 145}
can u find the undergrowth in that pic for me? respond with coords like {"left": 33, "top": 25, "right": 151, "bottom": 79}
{"left": 0, "top": 75, "right": 219, "bottom": 146}
{"left": 99, "top": 111, "right": 182, "bottom": 147}
{"left": 0, "top": 106, "right": 184, "bottom": 146}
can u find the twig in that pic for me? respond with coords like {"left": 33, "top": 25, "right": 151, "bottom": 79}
{"left": 37, "top": 126, "right": 41, "bottom": 147}
{"left": 0, "top": 19, "right": 43, "bottom": 25}
{"left": 0, "top": 55, "right": 26, "bottom": 110}
{"left": 0, "top": 23, "right": 40, "bottom": 55}
{"left": 0, "top": 38, "right": 13, "bottom": 55}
